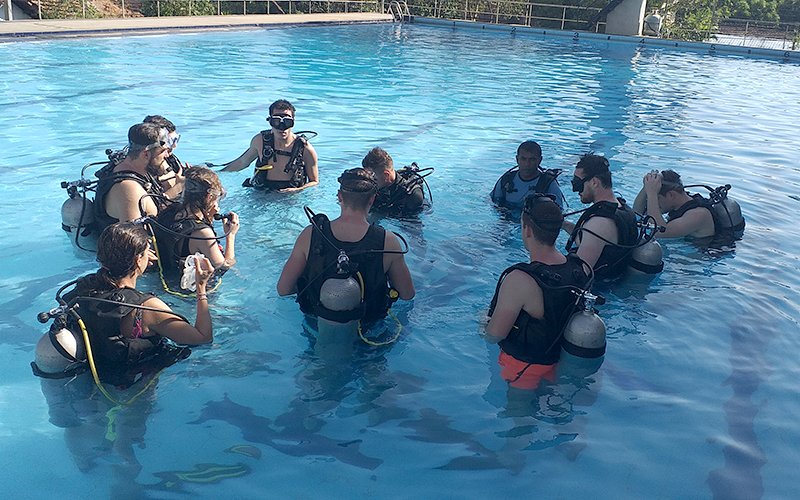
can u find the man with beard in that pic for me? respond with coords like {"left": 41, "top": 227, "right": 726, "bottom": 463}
{"left": 94, "top": 123, "right": 170, "bottom": 232}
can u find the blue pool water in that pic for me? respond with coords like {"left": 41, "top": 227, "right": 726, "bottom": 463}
{"left": 2, "top": 22, "right": 800, "bottom": 498}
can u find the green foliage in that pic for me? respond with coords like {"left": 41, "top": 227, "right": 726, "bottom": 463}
{"left": 139, "top": 1, "right": 218, "bottom": 16}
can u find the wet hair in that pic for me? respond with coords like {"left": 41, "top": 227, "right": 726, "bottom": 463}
{"left": 518, "top": 140, "right": 542, "bottom": 159}
{"left": 576, "top": 152, "right": 612, "bottom": 188}
{"left": 127, "top": 123, "right": 165, "bottom": 159}
{"left": 338, "top": 168, "right": 378, "bottom": 210}
{"left": 269, "top": 99, "right": 296, "bottom": 116}
{"left": 522, "top": 195, "right": 564, "bottom": 245}
{"left": 659, "top": 169, "right": 684, "bottom": 196}
{"left": 96, "top": 222, "right": 150, "bottom": 288}
{"left": 180, "top": 166, "right": 224, "bottom": 223}
{"left": 143, "top": 115, "right": 176, "bottom": 132}
{"left": 361, "top": 147, "right": 394, "bottom": 173}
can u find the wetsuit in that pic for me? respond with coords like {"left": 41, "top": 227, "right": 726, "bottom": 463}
{"left": 245, "top": 131, "right": 308, "bottom": 190}
{"left": 372, "top": 168, "right": 428, "bottom": 216}
{"left": 154, "top": 205, "right": 215, "bottom": 272}
{"left": 61, "top": 273, "right": 190, "bottom": 387}
{"left": 93, "top": 169, "right": 164, "bottom": 233}
{"left": 491, "top": 167, "right": 564, "bottom": 209}
{"left": 488, "top": 254, "right": 590, "bottom": 366}
{"left": 297, "top": 214, "right": 391, "bottom": 323}
{"left": 566, "top": 198, "right": 638, "bottom": 280}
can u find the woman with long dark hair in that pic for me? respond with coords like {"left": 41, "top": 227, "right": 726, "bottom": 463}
{"left": 61, "top": 222, "right": 214, "bottom": 384}
{"left": 154, "top": 166, "right": 239, "bottom": 273}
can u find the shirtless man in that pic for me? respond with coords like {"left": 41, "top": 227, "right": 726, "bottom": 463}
{"left": 94, "top": 123, "right": 170, "bottom": 232}
{"left": 222, "top": 99, "right": 319, "bottom": 193}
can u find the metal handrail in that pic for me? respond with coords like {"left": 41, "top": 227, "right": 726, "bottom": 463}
{"left": 388, "top": 0, "right": 410, "bottom": 22}
{"left": 408, "top": 0, "right": 605, "bottom": 31}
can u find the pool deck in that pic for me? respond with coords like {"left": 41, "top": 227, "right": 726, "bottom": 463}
{"left": 0, "top": 13, "right": 393, "bottom": 39}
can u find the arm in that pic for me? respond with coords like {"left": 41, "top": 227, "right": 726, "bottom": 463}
{"left": 658, "top": 208, "right": 712, "bottom": 239}
{"left": 633, "top": 186, "right": 647, "bottom": 214}
{"left": 277, "top": 227, "right": 312, "bottom": 296}
{"left": 573, "top": 217, "right": 618, "bottom": 269}
{"left": 221, "top": 135, "right": 260, "bottom": 172}
{"left": 384, "top": 232, "right": 415, "bottom": 300}
{"left": 490, "top": 177, "right": 503, "bottom": 203}
{"left": 485, "top": 271, "right": 542, "bottom": 342}
{"left": 110, "top": 180, "right": 158, "bottom": 222}
{"left": 144, "top": 257, "right": 214, "bottom": 345}
{"left": 188, "top": 226, "right": 227, "bottom": 269}
{"left": 643, "top": 173, "right": 669, "bottom": 229}
{"left": 278, "top": 142, "right": 319, "bottom": 193}
{"left": 562, "top": 219, "right": 576, "bottom": 234}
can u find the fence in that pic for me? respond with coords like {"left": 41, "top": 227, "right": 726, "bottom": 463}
{"left": 22, "top": 0, "right": 383, "bottom": 19}
{"left": 714, "top": 18, "right": 800, "bottom": 51}
{"left": 407, "top": 0, "right": 605, "bottom": 31}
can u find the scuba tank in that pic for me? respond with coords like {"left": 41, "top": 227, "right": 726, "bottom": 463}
{"left": 318, "top": 251, "right": 364, "bottom": 317}
{"left": 629, "top": 215, "right": 664, "bottom": 275}
{"left": 60, "top": 180, "right": 95, "bottom": 235}
{"left": 561, "top": 292, "right": 606, "bottom": 359}
{"left": 59, "top": 149, "right": 126, "bottom": 242}
{"left": 32, "top": 307, "right": 86, "bottom": 379}
{"left": 684, "top": 183, "right": 746, "bottom": 240}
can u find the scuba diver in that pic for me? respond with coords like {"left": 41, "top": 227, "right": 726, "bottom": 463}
{"left": 361, "top": 147, "right": 432, "bottom": 217}
{"left": 485, "top": 194, "right": 596, "bottom": 390}
{"left": 153, "top": 166, "right": 239, "bottom": 275}
{"left": 143, "top": 114, "right": 186, "bottom": 200}
{"left": 221, "top": 99, "right": 319, "bottom": 193}
{"left": 491, "top": 140, "right": 565, "bottom": 210}
{"left": 93, "top": 123, "right": 171, "bottom": 233}
{"left": 277, "top": 168, "right": 415, "bottom": 326}
{"left": 32, "top": 222, "right": 215, "bottom": 387}
{"left": 632, "top": 169, "right": 745, "bottom": 243}
{"left": 562, "top": 153, "right": 639, "bottom": 280}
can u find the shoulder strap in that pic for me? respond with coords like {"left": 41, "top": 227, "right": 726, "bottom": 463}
{"left": 534, "top": 168, "right": 561, "bottom": 193}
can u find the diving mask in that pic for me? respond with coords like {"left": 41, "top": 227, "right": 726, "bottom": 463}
{"left": 268, "top": 115, "right": 295, "bottom": 131}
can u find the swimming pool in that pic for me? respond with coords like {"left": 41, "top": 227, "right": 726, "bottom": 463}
{"left": 1, "top": 22, "right": 799, "bottom": 498}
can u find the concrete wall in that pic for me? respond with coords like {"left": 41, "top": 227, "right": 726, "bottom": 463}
{"left": 605, "top": 0, "right": 647, "bottom": 36}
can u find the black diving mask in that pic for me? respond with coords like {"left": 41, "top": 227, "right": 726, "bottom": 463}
{"left": 571, "top": 174, "right": 595, "bottom": 193}
{"left": 268, "top": 115, "right": 295, "bottom": 131}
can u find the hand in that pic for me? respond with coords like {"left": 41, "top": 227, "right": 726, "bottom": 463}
{"left": 277, "top": 186, "right": 301, "bottom": 193}
{"left": 147, "top": 247, "right": 158, "bottom": 265}
{"left": 643, "top": 170, "right": 662, "bottom": 195}
{"left": 223, "top": 211, "right": 240, "bottom": 236}
{"left": 194, "top": 256, "right": 214, "bottom": 291}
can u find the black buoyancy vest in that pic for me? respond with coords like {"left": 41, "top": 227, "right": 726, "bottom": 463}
{"left": 94, "top": 170, "right": 163, "bottom": 232}
{"left": 63, "top": 274, "right": 165, "bottom": 385}
{"left": 297, "top": 214, "right": 390, "bottom": 323}
{"left": 495, "top": 167, "right": 560, "bottom": 204}
{"left": 250, "top": 131, "right": 307, "bottom": 189}
{"left": 667, "top": 193, "right": 735, "bottom": 237}
{"left": 373, "top": 169, "right": 427, "bottom": 215}
{"left": 154, "top": 206, "right": 214, "bottom": 272}
{"left": 488, "top": 255, "right": 590, "bottom": 365}
{"left": 567, "top": 198, "right": 638, "bottom": 279}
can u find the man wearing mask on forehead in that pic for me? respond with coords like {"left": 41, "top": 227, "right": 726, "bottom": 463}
{"left": 561, "top": 153, "right": 638, "bottom": 280}
{"left": 143, "top": 114, "right": 185, "bottom": 200}
{"left": 222, "top": 99, "right": 319, "bottom": 193}
{"left": 94, "top": 123, "right": 171, "bottom": 233}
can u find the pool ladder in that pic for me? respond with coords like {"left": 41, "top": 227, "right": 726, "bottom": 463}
{"left": 387, "top": 0, "right": 411, "bottom": 22}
